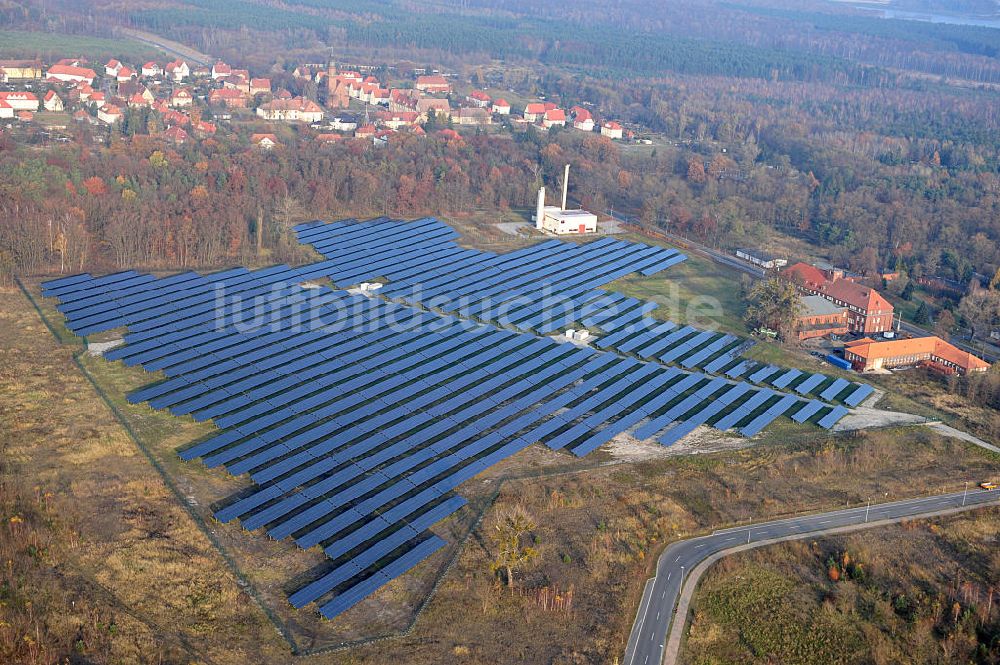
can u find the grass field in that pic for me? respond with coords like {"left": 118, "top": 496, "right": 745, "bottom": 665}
{"left": 682, "top": 509, "right": 1000, "bottom": 664}
{"left": 0, "top": 29, "right": 160, "bottom": 62}
{"left": 608, "top": 247, "right": 748, "bottom": 334}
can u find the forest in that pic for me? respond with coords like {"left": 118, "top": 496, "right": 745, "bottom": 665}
{"left": 0, "top": 0, "right": 999, "bottom": 315}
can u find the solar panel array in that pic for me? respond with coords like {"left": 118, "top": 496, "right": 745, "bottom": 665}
{"left": 41, "top": 217, "right": 866, "bottom": 621}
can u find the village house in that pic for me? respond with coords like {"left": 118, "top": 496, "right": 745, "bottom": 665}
{"left": 354, "top": 124, "right": 376, "bottom": 139}
{"left": 316, "top": 133, "right": 343, "bottom": 144}
{"left": 844, "top": 336, "right": 989, "bottom": 375}
{"left": 119, "top": 82, "right": 154, "bottom": 104}
{"left": 0, "top": 91, "right": 39, "bottom": 111}
{"left": 193, "top": 120, "right": 216, "bottom": 136}
{"left": 164, "top": 59, "right": 190, "bottom": 82}
{"left": 209, "top": 88, "right": 247, "bottom": 108}
{"left": 780, "top": 262, "right": 895, "bottom": 334}
{"left": 601, "top": 121, "right": 624, "bottom": 139}
{"left": 251, "top": 133, "right": 278, "bottom": 149}
{"left": 46, "top": 64, "right": 97, "bottom": 85}
{"left": 116, "top": 66, "right": 135, "bottom": 82}
{"left": 105, "top": 59, "right": 123, "bottom": 77}
{"left": 17, "top": 110, "right": 33, "bottom": 122}
{"left": 161, "top": 109, "right": 190, "bottom": 126}
{"left": 0, "top": 100, "right": 13, "bottom": 119}
{"left": 162, "top": 125, "right": 188, "bottom": 144}
{"left": 211, "top": 61, "right": 232, "bottom": 80}
{"left": 415, "top": 74, "right": 450, "bottom": 93}
{"left": 221, "top": 75, "right": 249, "bottom": 91}
{"left": 256, "top": 97, "right": 324, "bottom": 122}
{"left": 523, "top": 102, "right": 547, "bottom": 123}
{"left": 249, "top": 78, "right": 271, "bottom": 96}
{"left": 0, "top": 59, "right": 43, "bottom": 80}
{"left": 467, "top": 90, "right": 491, "bottom": 108}
{"left": 492, "top": 98, "right": 510, "bottom": 115}
{"left": 97, "top": 104, "right": 123, "bottom": 125}
{"left": 87, "top": 91, "right": 106, "bottom": 106}
{"left": 454, "top": 106, "right": 491, "bottom": 126}
{"left": 416, "top": 97, "right": 450, "bottom": 122}
{"left": 141, "top": 62, "right": 162, "bottom": 78}
{"left": 43, "top": 90, "right": 64, "bottom": 112}
{"left": 374, "top": 111, "right": 420, "bottom": 129}
{"left": 128, "top": 93, "right": 151, "bottom": 108}
{"left": 542, "top": 108, "right": 566, "bottom": 129}
{"left": 571, "top": 107, "right": 595, "bottom": 132}
{"left": 329, "top": 114, "right": 358, "bottom": 132}
{"left": 171, "top": 87, "right": 194, "bottom": 107}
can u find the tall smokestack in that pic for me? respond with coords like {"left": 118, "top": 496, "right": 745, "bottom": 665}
{"left": 561, "top": 163, "right": 570, "bottom": 211}
{"left": 536, "top": 186, "right": 546, "bottom": 230}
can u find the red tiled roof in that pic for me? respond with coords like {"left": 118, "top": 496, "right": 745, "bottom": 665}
{"left": 846, "top": 336, "right": 989, "bottom": 373}
{"left": 46, "top": 64, "right": 96, "bottom": 79}
{"left": 544, "top": 108, "right": 566, "bottom": 121}
{"left": 781, "top": 262, "right": 829, "bottom": 289}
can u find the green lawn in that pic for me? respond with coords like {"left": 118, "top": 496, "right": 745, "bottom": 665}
{"left": 608, "top": 245, "right": 748, "bottom": 334}
{"left": 0, "top": 29, "right": 161, "bottom": 62}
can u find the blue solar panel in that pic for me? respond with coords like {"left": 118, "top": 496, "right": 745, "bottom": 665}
{"left": 843, "top": 384, "right": 874, "bottom": 407}
{"left": 794, "top": 373, "right": 826, "bottom": 395}
{"left": 820, "top": 378, "right": 851, "bottom": 401}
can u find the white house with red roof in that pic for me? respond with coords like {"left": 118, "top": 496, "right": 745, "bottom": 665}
{"left": 171, "top": 87, "right": 194, "bottom": 107}
{"left": 97, "top": 104, "right": 122, "bottom": 125}
{"left": 491, "top": 98, "right": 510, "bottom": 115}
{"left": 0, "top": 91, "right": 39, "bottom": 111}
{"left": 467, "top": 90, "right": 491, "bottom": 108}
{"left": 116, "top": 66, "right": 135, "bottom": 82}
{"left": 415, "top": 74, "right": 450, "bottom": 93}
{"left": 0, "top": 100, "right": 13, "bottom": 119}
{"left": 43, "top": 90, "right": 64, "bottom": 112}
{"left": 249, "top": 78, "right": 271, "bottom": 96}
{"left": 600, "top": 121, "right": 623, "bottom": 139}
{"left": 251, "top": 133, "right": 278, "bottom": 150}
{"left": 256, "top": 97, "right": 324, "bottom": 122}
{"left": 141, "top": 62, "right": 161, "bottom": 78}
{"left": 570, "top": 106, "right": 594, "bottom": 131}
{"left": 211, "top": 61, "right": 232, "bottom": 80}
{"left": 523, "top": 102, "right": 546, "bottom": 122}
{"left": 46, "top": 64, "right": 96, "bottom": 85}
{"left": 542, "top": 108, "right": 566, "bottom": 129}
{"left": 105, "top": 59, "right": 122, "bottom": 77}
{"left": 164, "top": 60, "right": 189, "bottom": 82}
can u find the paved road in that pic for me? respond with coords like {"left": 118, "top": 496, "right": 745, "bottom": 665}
{"left": 624, "top": 488, "right": 1000, "bottom": 665}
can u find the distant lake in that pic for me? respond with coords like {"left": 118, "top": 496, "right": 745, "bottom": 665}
{"left": 880, "top": 8, "right": 1000, "bottom": 28}
{"left": 830, "top": 1, "right": 1000, "bottom": 28}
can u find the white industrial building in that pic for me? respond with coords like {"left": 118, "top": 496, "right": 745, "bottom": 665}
{"left": 533, "top": 165, "right": 598, "bottom": 235}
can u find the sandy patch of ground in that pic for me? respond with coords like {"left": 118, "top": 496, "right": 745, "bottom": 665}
{"left": 496, "top": 221, "right": 529, "bottom": 236}
{"left": 606, "top": 426, "right": 752, "bottom": 463}
{"left": 832, "top": 406, "right": 928, "bottom": 432}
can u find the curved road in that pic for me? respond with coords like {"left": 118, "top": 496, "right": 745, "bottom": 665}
{"left": 624, "top": 488, "right": 1000, "bottom": 665}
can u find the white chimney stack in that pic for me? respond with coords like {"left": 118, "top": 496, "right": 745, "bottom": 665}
{"left": 536, "top": 186, "right": 546, "bottom": 230}
{"left": 561, "top": 163, "right": 570, "bottom": 211}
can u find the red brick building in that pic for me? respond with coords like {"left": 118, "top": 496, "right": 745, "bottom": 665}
{"left": 781, "top": 262, "right": 894, "bottom": 335}
{"left": 795, "top": 295, "right": 849, "bottom": 341}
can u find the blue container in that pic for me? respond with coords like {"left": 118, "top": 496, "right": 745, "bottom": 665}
{"left": 825, "top": 354, "right": 852, "bottom": 371}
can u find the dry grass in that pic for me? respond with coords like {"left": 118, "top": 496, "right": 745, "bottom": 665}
{"left": 683, "top": 509, "right": 1000, "bottom": 664}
